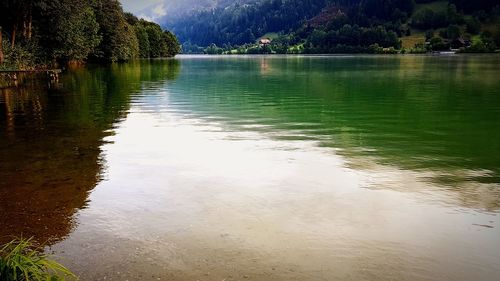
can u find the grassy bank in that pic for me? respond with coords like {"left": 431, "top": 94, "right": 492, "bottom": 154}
{"left": 0, "top": 238, "right": 75, "bottom": 281}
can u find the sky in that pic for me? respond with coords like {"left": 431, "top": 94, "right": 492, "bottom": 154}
{"left": 120, "top": 0, "right": 162, "bottom": 13}
{"left": 120, "top": 0, "right": 167, "bottom": 22}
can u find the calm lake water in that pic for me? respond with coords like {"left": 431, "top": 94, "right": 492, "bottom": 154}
{"left": 1, "top": 55, "right": 500, "bottom": 280}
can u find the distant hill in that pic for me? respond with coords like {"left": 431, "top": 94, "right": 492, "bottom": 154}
{"left": 153, "top": 0, "right": 500, "bottom": 53}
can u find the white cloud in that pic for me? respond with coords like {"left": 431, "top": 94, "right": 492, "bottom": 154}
{"left": 138, "top": 14, "right": 154, "bottom": 22}
{"left": 136, "top": 3, "right": 167, "bottom": 23}
{"left": 121, "top": 0, "right": 163, "bottom": 13}
{"left": 152, "top": 3, "right": 167, "bottom": 18}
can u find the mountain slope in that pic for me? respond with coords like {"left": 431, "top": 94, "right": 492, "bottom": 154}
{"left": 152, "top": 0, "right": 500, "bottom": 53}
{"left": 162, "top": 0, "right": 330, "bottom": 46}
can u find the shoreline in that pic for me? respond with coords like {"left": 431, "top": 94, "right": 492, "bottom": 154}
{"left": 180, "top": 49, "right": 500, "bottom": 56}
{"left": 177, "top": 52, "right": 500, "bottom": 57}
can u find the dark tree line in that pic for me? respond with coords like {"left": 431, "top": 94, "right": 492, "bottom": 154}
{"left": 301, "top": 24, "right": 401, "bottom": 53}
{"left": 449, "top": 0, "right": 500, "bottom": 14}
{"left": 0, "top": 0, "right": 180, "bottom": 69}
{"left": 125, "top": 14, "right": 181, "bottom": 59}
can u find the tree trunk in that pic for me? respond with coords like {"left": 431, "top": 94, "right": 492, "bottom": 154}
{"left": 23, "top": 16, "right": 27, "bottom": 38}
{"left": 27, "top": 12, "right": 32, "bottom": 40}
{"left": 11, "top": 24, "right": 17, "bottom": 48}
{"left": 0, "top": 27, "right": 4, "bottom": 65}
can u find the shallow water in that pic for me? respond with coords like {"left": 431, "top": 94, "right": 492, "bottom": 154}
{"left": 1, "top": 55, "right": 500, "bottom": 280}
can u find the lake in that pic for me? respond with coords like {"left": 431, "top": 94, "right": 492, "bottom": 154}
{"left": 1, "top": 55, "right": 500, "bottom": 280}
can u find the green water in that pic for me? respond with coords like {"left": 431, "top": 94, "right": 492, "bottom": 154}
{"left": 1, "top": 55, "right": 500, "bottom": 280}
{"left": 169, "top": 56, "right": 500, "bottom": 184}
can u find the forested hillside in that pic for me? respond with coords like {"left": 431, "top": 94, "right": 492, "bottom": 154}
{"left": 0, "top": 0, "right": 180, "bottom": 70}
{"left": 166, "top": 0, "right": 330, "bottom": 46}
{"left": 161, "top": 0, "right": 500, "bottom": 54}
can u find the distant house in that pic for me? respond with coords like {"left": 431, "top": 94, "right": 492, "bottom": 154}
{"left": 259, "top": 38, "right": 272, "bottom": 46}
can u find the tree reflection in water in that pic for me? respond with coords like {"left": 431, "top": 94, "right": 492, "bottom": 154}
{"left": 0, "top": 60, "right": 180, "bottom": 244}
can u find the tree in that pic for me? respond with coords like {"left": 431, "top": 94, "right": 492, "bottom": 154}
{"left": 412, "top": 8, "right": 448, "bottom": 29}
{"left": 429, "top": 37, "right": 449, "bottom": 50}
{"left": 135, "top": 24, "right": 150, "bottom": 58}
{"left": 443, "top": 24, "right": 461, "bottom": 40}
{"left": 447, "top": 4, "right": 463, "bottom": 24}
{"left": 130, "top": 19, "right": 180, "bottom": 58}
{"left": 145, "top": 24, "right": 163, "bottom": 57}
{"left": 0, "top": 0, "right": 180, "bottom": 67}
{"left": 362, "top": 0, "right": 415, "bottom": 20}
{"left": 425, "top": 29, "right": 434, "bottom": 40}
{"left": 449, "top": 0, "right": 498, "bottom": 14}
{"left": 0, "top": 27, "right": 4, "bottom": 64}
{"left": 92, "top": 0, "right": 139, "bottom": 61}
{"left": 466, "top": 17, "right": 481, "bottom": 34}
{"left": 44, "top": 3, "right": 102, "bottom": 61}
{"left": 114, "top": 22, "right": 139, "bottom": 61}
{"left": 161, "top": 31, "right": 181, "bottom": 57}
{"left": 0, "top": 0, "right": 35, "bottom": 47}
{"left": 205, "top": 43, "right": 223, "bottom": 54}
{"left": 493, "top": 24, "right": 500, "bottom": 46}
